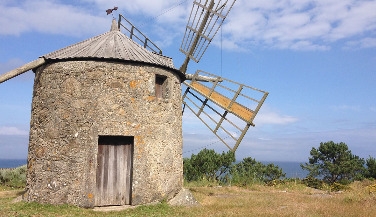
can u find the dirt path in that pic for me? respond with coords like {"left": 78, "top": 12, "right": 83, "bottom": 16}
{"left": 0, "top": 190, "right": 25, "bottom": 198}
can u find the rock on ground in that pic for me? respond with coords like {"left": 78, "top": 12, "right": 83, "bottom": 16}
{"left": 168, "top": 188, "right": 200, "bottom": 206}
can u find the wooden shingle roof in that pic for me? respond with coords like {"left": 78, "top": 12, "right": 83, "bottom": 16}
{"left": 43, "top": 20, "right": 180, "bottom": 74}
{"left": 0, "top": 20, "right": 185, "bottom": 83}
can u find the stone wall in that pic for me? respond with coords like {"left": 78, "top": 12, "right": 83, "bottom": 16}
{"left": 24, "top": 60, "right": 183, "bottom": 207}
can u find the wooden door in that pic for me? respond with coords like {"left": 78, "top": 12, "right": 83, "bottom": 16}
{"left": 96, "top": 136, "right": 133, "bottom": 206}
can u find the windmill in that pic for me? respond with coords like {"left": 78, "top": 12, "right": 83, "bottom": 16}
{"left": 0, "top": 0, "right": 267, "bottom": 208}
{"left": 117, "top": 0, "right": 268, "bottom": 152}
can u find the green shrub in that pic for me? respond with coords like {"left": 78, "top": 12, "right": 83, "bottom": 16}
{"left": 0, "top": 165, "right": 27, "bottom": 188}
{"left": 183, "top": 149, "right": 235, "bottom": 184}
{"left": 183, "top": 149, "right": 286, "bottom": 187}
{"left": 302, "top": 176, "right": 324, "bottom": 189}
{"left": 230, "top": 157, "right": 265, "bottom": 186}
{"left": 230, "top": 157, "right": 285, "bottom": 187}
{"left": 330, "top": 182, "right": 350, "bottom": 192}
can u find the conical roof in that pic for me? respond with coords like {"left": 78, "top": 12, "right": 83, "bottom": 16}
{"left": 43, "top": 20, "right": 183, "bottom": 78}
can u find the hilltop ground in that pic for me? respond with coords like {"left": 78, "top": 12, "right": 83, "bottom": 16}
{"left": 1, "top": 180, "right": 376, "bottom": 217}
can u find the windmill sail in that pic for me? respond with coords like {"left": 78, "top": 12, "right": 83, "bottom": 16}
{"left": 179, "top": 0, "right": 237, "bottom": 73}
{"left": 182, "top": 70, "right": 268, "bottom": 152}
{"left": 0, "top": 58, "right": 45, "bottom": 84}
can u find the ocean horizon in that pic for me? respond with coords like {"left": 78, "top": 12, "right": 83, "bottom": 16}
{"left": 0, "top": 159, "right": 308, "bottom": 179}
{"left": 0, "top": 159, "right": 27, "bottom": 169}
{"left": 262, "top": 161, "right": 308, "bottom": 179}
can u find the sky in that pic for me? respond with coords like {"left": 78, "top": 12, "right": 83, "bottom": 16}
{"left": 0, "top": 0, "right": 375, "bottom": 162}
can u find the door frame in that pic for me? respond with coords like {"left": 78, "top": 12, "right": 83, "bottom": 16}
{"left": 95, "top": 135, "right": 134, "bottom": 206}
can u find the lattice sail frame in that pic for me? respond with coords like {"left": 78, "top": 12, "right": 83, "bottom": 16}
{"left": 182, "top": 70, "right": 268, "bottom": 152}
{"left": 179, "top": 0, "right": 236, "bottom": 73}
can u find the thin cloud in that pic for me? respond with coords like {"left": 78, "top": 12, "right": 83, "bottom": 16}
{"left": 257, "top": 137, "right": 272, "bottom": 141}
{"left": 330, "top": 105, "right": 361, "bottom": 112}
{"left": 0, "top": 127, "right": 28, "bottom": 136}
{"left": 236, "top": 124, "right": 376, "bottom": 161}
{"left": 223, "top": 0, "right": 376, "bottom": 51}
{"left": 287, "top": 40, "right": 329, "bottom": 51}
{"left": 1, "top": 0, "right": 376, "bottom": 51}
{"left": 255, "top": 110, "right": 298, "bottom": 125}
{"left": 80, "top": 0, "right": 189, "bottom": 28}
{"left": 345, "top": 37, "right": 376, "bottom": 49}
{"left": 0, "top": 59, "right": 25, "bottom": 72}
{"left": 0, "top": 0, "right": 108, "bottom": 37}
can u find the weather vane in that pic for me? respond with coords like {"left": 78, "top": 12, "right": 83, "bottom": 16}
{"left": 106, "top": 6, "right": 118, "bottom": 18}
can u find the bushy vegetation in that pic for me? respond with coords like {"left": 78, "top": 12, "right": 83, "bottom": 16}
{"left": 0, "top": 165, "right": 27, "bottom": 188}
{"left": 185, "top": 142, "right": 376, "bottom": 190}
{"left": 301, "top": 141, "right": 376, "bottom": 190}
{"left": 231, "top": 157, "right": 285, "bottom": 186}
{"left": 183, "top": 149, "right": 235, "bottom": 183}
{"left": 364, "top": 156, "right": 376, "bottom": 179}
{"left": 301, "top": 141, "right": 365, "bottom": 185}
{"left": 183, "top": 148, "right": 285, "bottom": 186}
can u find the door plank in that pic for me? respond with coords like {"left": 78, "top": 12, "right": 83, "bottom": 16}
{"left": 96, "top": 144, "right": 104, "bottom": 206}
{"left": 125, "top": 144, "right": 132, "bottom": 204}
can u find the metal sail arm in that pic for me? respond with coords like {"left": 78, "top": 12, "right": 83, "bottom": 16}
{"left": 0, "top": 58, "right": 45, "bottom": 84}
{"left": 182, "top": 70, "right": 268, "bottom": 152}
{"left": 179, "top": 0, "right": 237, "bottom": 73}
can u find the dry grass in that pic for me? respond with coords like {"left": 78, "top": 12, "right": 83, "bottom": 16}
{"left": 186, "top": 182, "right": 376, "bottom": 217}
{"left": 1, "top": 181, "right": 376, "bottom": 217}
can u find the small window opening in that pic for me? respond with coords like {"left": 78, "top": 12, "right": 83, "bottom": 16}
{"left": 155, "top": 75, "right": 167, "bottom": 99}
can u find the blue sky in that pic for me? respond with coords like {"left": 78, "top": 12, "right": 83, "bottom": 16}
{"left": 0, "top": 0, "right": 375, "bottom": 162}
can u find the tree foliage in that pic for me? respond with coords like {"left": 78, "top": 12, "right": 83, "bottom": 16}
{"left": 183, "top": 149, "right": 285, "bottom": 186}
{"left": 231, "top": 157, "right": 285, "bottom": 186}
{"left": 301, "top": 141, "right": 365, "bottom": 184}
{"left": 364, "top": 156, "right": 376, "bottom": 179}
{"left": 183, "top": 149, "right": 235, "bottom": 183}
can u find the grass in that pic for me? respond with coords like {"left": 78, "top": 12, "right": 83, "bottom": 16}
{"left": 1, "top": 180, "right": 376, "bottom": 217}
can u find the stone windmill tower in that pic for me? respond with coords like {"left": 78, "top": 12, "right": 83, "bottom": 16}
{"left": 1, "top": 20, "right": 185, "bottom": 207}
{"left": 0, "top": 0, "right": 268, "bottom": 208}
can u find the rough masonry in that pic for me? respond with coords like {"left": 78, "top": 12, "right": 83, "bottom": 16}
{"left": 24, "top": 60, "right": 184, "bottom": 207}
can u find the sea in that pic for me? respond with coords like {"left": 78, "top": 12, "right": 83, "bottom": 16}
{"left": 0, "top": 159, "right": 27, "bottom": 169}
{"left": 0, "top": 159, "right": 308, "bottom": 179}
{"left": 262, "top": 161, "right": 309, "bottom": 179}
